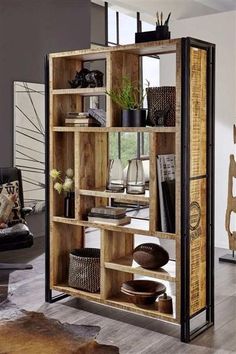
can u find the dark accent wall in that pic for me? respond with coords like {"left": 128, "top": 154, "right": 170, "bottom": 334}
{"left": 0, "top": 0, "right": 91, "bottom": 166}
{"left": 91, "top": 3, "right": 106, "bottom": 45}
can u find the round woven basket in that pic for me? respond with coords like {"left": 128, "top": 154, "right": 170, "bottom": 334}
{"left": 68, "top": 248, "right": 100, "bottom": 293}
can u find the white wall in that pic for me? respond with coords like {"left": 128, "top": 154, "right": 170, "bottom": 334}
{"left": 160, "top": 11, "right": 236, "bottom": 248}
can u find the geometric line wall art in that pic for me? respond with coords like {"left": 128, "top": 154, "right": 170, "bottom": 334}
{"left": 14, "top": 82, "right": 45, "bottom": 212}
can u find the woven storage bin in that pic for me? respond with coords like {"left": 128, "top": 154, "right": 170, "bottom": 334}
{"left": 68, "top": 248, "right": 100, "bottom": 293}
{"left": 146, "top": 86, "right": 176, "bottom": 127}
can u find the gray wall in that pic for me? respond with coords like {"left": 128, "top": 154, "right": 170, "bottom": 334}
{"left": 0, "top": 0, "right": 91, "bottom": 236}
{"left": 91, "top": 2, "right": 106, "bottom": 45}
{"left": 0, "top": 0, "right": 91, "bottom": 166}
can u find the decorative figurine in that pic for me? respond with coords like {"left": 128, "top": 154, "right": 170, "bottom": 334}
{"left": 85, "top": 70, "right": 104, "bottom": 88}
{"left": 68, "top": 69, "right": 103, "bottom": 88}
{"left": 68, "top": 68, "right": 90, "bottom": 88}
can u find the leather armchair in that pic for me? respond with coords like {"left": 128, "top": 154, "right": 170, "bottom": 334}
{"left": 0, "top": 167, "right": 33, "bottom": 270}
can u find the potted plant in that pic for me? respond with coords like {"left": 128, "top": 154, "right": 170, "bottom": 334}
{"left": 50, "top": 168, "right": 75, "bottom": 218}
{"left": 106, "top": 77, "right": 148, "bottom": 127}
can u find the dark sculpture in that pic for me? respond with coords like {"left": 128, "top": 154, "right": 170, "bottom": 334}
{"left": 85, "top": 70, "right": 104, "bottom": 88}
{"left": 68, "top": 69, "right": 104, "bottom": 89}
{"left": 68, "top": 68, "right": 90, "bottom": 88}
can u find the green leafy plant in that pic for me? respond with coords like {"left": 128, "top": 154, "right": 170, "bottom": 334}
{"left": 106, "top": 77, "right": 149, "bottom": 110}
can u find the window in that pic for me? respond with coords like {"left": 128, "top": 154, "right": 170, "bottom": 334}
{"left": 106, "top": 4, "right": 160, "bottom": 161}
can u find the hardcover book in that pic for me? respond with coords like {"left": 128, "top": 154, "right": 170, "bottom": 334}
{"left": 90, "top": 206, "right": 127, "bottom": 217}
{"left": 88, "top": 216, "right": 131, "bottom": 226}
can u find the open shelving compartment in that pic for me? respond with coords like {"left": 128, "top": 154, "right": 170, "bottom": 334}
{"left": 47, "top": 38, "right": 215, "bottom": 342}
{"left": 51, "top": 223, "right": 102, "bottom": 302}
{"left": 51, "top": 131, "right": 75, "bottom": 218}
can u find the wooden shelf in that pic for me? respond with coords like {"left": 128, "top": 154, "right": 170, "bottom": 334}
{"left": 50, "top": 39, "right": 179, "bottom": 60}
{"left": 78, "top": 187, "right": 149, "bottom": 202}
{"left": 53, "top": 284, "right": 177, "bottom": 323}
{"left": 105, "top": 293, "right": 177, "bottom": 323}
{"left": 52, "top": 87, "right": 106, "bottom": 96}
{"left": 52, "top": 216, "right": 177, "bottom": 240}
{"left": 52, "top": 126, "right": 177, "bottom": 133}
{"left": 104, "top": 255, "right": 176, "bottom": 282}
{"left": 53, "top": 284, "right": 101, "bottom": 301}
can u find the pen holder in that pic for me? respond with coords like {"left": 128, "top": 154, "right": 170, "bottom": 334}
{"left": 135, "top": 25, "right": 170, "bottom": 44}
{"left": 155, "top": 25, "right": 170, "bottom": 40}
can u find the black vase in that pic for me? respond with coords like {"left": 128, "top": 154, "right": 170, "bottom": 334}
{"left": 121, "top": 109, "right": 146, "bottom": 127}
{"left": 64, "top": 192, "right": 75, "bottom": 218}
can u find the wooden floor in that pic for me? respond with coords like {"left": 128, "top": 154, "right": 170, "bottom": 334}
{"left": 0, "top": 236, "right": 236, "bottom": 353}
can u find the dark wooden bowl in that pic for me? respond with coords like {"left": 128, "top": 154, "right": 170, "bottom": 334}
{"left": 121, "top": 288, "right": 158, "bottom": 305}
{"left": 132, "top": 243, "right": 169, "bottom": 269}
{"left": 121, "top": 280, "right": 166, "bottom": 305}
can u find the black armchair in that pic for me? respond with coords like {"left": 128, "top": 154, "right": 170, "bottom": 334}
{"left": 0, "top": 167, "right": 33, "bottom": 270}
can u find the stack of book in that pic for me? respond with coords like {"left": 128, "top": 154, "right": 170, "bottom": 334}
{"left": 88, "top": 206, "right": 131, "bottom": 226}
{"left": 65, "top": 112, "right": 100, "bottom": 127}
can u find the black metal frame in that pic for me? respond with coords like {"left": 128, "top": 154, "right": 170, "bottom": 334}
{"left": 180, "top": 37, "right": 215, "bottom": 342}
{"left": 44, "top": 56, "right": 69, "bottom": 303}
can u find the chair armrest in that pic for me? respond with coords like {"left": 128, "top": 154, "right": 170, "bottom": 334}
{"left": 21, "top": 207, "right": 33, "bottom": 217}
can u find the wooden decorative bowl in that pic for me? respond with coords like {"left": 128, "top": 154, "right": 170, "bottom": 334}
{"left": 121, "top": 280, "right": 166, "bottom": 305}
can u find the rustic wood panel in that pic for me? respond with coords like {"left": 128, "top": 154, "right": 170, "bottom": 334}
{"left": 77, "top": 132, "right": 107, "bottom": 189}
{"left": 77, "top": 132, "right": 108, "bottom": 219}
{"left": 150, "top": 132, "right": 176, "bottom": 233}
{"left": 52, "top": 95, "right": 82, "bottom": 126}
{"left": 106, "top": 52, "right": 139, "bottom": 127}
{"left": 49, "top": 38, "right": 179, "bottom": 60}
{"left": 189, "top": 178, "right": 207, "bottom": 315}
{"left": 52, "top": 58, "right": 82, "bottom": 90}
{"left": 53, "top": 126, "right": 177, "bottom": 133}
{"left": 101, "top": 230, "right": 133, "bottom": 300}
{"left": 189, "top": 47, "right": 208, "bottom": 316}
{"left": 78, "top": 187, "right": 149, "bottom": 203}
{"left": 53, "top": 216, "right": 177, "bottom": 239}
{"left": 104, "top": 255, "right": 176, "bottom": 282}
{"left": 52, "top": 87, "right": 106, "bottom": 95}
{"left": 50, "top": 223, "right": 84, "bottom": 286}
{"left": 156, "top": 133, "right": 175, "bottom": 155}
{"left": 52, "top": 132, "right": 74, "bottom": 217}
{"left": 190, "top": 48, "right": 207, "bottom": 178}
{"left": 53, "top": 284, "right": 100, "bottom": 301}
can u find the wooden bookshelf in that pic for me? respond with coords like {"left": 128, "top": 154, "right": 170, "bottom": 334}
{"left": 46, "top": 37, "right": 215, "bottom": 342}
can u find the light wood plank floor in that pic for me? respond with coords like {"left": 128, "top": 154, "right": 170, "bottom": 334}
{"left": 0, "top": 236, "right": 236, "bottom": 354}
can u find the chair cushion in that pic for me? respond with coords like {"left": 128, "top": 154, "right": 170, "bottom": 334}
{"left": 0, "top": 223, "right": 30, "bottom": 244}
{"left": 0, "top": 181, "right": 22, "bottom": 223}
{"left": 0, "top": 194, "right": 15, "bottom": 223}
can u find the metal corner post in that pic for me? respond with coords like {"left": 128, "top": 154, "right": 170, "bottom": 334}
{"left": 180, "top": 37, "right": 215, "bottom": 342}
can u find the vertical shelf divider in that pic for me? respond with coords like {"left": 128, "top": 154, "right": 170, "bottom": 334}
{"left": 74, "top": 132, "right": 80, "bottom": 220}
{"left": 101, "top": 230, "right": 133, "bottom": 300}
{"left": 149, "top": 133, "right": 158, "bottom": 233}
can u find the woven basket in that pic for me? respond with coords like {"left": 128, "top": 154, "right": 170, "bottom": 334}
{"left": 146, "top": 86, "right": 176, "bottom": 127}
{"left": 68, "top": 248, "right": 100, "bottom": 293}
